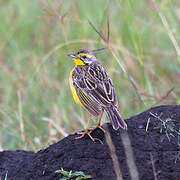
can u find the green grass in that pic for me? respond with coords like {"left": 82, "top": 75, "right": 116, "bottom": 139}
{"left": 56, "top": 169, "right": 91, "bottom": 180}
{"left": 0, "top": 0, "right": 179, "bottom": 151}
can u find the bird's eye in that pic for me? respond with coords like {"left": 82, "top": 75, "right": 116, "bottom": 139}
{"left": 82, "top": 56, "right": 87, "bottom": 59}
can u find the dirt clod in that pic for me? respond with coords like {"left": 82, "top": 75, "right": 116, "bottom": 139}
{"left": 0, "top": 105, "right": 180, "bottom": 180}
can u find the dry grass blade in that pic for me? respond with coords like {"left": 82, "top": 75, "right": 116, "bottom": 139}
{"left": 88, "top": 19, "right": 145, "bottom": 107}
{"left": 91, "top": 47, "right": 106, "bottom": 53}
{"left": 98, "top": 24, "right": 106, "bottom": 41}
{"left": 107, "top": 16, "right": 110, "bottom": 43}
{"left": 18, "top": 91, "right": 37, "bottom": 151}
{"left": 88, "top": 20, "right": 109, "bottom": 44}
{"left": 17, "top": 90, "right": 25, "bottom": 143}
{"left": 146, "top": 117, "right": 151, "bottom": 132}
{"left": 121, "top": 131, "right": 139, "bottom": 180}
{"left": 42, "top": 117, "right": 68, "bottom": 137}
{"left": 41, "top": 0, "right": 67, "bottom": 23}
{"left": 151, "top": 0, "right": 180, "bottom": 63}
{"left": 104, "top": 124, "right": 123, "bottom": 180}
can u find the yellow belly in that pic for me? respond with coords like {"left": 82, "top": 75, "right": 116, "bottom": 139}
{"left": 69, "top": 68, "right": 83, "bottom": 106}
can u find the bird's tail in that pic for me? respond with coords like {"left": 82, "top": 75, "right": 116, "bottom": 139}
{"left": 105, "top": 106, "right": 127, "bottom": 130}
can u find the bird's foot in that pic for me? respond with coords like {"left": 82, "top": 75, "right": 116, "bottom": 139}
{"left": 89, "top": 124, "right": 106, "bottom": 133}
{"left": 75, "top": 125, "right": 105, "bottom": 142}
{"left": 75, "top": 129, "right": 95, "bottom": 141}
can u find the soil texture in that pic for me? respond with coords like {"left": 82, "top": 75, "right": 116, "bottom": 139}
{"left": 0, "top": 105, "right": 180, "bottom": 180}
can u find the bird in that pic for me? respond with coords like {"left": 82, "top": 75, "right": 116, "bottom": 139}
{"left": 68, "top": 49, "right": 127, "bottom": 141}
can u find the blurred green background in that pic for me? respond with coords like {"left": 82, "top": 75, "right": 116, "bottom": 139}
{"left": 0, "top": 0, "right": 179, "bottom": 151}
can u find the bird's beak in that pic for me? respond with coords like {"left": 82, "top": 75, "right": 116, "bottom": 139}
{"left": 68, "top": 54, "right": 79, "bottom": 59}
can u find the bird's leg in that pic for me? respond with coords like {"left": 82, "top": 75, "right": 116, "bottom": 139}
{"left": 75, "top": 114, "right": 95, "bottom": 141}
{"left": 89, "top": 109, "right": 105, "bottom": 133}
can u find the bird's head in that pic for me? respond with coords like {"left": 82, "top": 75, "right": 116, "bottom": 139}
{"left": 68, "top": 49, "right": 98, "bottom": 66}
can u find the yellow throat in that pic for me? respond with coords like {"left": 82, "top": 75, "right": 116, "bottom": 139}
{"left": 69, "top": 52, "right": 88, "bottom": 106}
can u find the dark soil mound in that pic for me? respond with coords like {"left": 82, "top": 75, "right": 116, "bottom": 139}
{"left": 0, "top": 105, "right": 180, "bottom": 180}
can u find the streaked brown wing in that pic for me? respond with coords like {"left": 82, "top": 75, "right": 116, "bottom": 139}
{"left": 86, "top": 64, "right": 118, "bottom": 107}
{"left": 77, "top": 65, "right": 118, "bottom": 108}
{"left": 88, "top": 78, "right": 118, "bottom": 107}
{"left": 73, "top": 63, "right": 118, "bottom": 113}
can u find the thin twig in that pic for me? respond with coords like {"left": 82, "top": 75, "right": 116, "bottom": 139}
{"left": 150, "top": 152, "right": 158, "bottom": 180}
{"left": 90, "top": 47, "right": 106, "bottom": 53}
{"left": 88, "top": 20, "right": 107, "bottom": 43}
{"left": 152, "top": 87, "right": 174, "bottom": 106}
{"left": 149, "top": 112, "right": 163, "bottom": 122}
